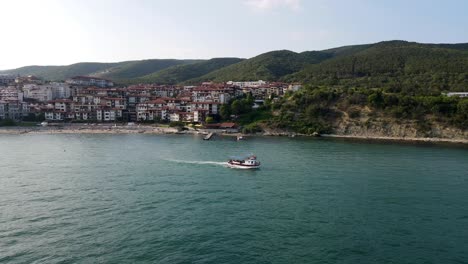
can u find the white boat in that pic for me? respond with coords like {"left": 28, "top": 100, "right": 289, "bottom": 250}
{"left": 237, "top": 135, "right": 244, "bottom": 141}
{"left": 227, "top": 154, "right": 261, "bottom": 169}
{"left": 203, "top": 132, "right": 214, "bottom": 140}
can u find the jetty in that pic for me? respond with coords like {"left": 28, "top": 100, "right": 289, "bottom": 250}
{"left": 203, "top": 132, "right": 214, "bottom": 140}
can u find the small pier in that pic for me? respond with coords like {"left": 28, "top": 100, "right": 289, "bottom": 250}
{"left": 203, "top": 132, "right": 214, "bottom": 140}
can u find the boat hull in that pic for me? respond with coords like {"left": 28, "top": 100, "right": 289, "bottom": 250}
{"left": 227, "top": 162, "right": 260, "bottom": 169}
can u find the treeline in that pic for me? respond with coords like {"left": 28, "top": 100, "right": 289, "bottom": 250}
{"left": 188, "top": 50, "right": 331, "bottom": 83}
{"left": 219, "top": 94, "right": 254, "bottom": 119}
{"left": 287, "top": 42, "right": 468, "bottom": 95}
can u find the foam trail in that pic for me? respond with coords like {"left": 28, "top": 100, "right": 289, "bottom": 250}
{"left": 165, "top": 159, "right": 227, "bottom": 166}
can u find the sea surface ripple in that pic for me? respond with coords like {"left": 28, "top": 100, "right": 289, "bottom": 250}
{"left": 0, "top": 134, "right": 467, "bottom": 263}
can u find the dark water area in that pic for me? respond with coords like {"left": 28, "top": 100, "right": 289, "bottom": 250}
{"left": 0, "top": 134, "right": 467, "bottom": 263}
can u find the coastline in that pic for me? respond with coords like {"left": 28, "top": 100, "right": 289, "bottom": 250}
{"left": 1, "top": 125, "right": 467, "bottom": 144}
{"left": 0, "top": 125, "right": 180, "bottom": 135}
{"left": 320, "top": 134, "right": 468, "bottom": 145}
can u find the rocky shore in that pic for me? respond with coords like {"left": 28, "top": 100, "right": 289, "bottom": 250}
{"left": 260, "top": 124, "right": 468, "bottom": 144}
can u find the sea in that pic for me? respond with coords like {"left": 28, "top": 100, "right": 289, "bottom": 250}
{"left": 0, "top": 134, "right": 467, "bottom": 264}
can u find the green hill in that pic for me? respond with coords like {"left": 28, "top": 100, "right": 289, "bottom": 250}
{"left": 2, "top": 40, "right": 468, "bottom": 91}
{"left": 321, "top": 43, "right": 373, "bottom": 57}
{"left": 286, "top": 41, "right": 468, "bottom": 94}
{"left": 236, "top": 41, "right": 468, "bottom": 136}
{"left": 134, "top": 58, "right": 244, "bottom": 84}
{"left": 0, "top": 59, "right": 204, "bottom": 81}
{"left": 184, "top": 50, "right": 332, "bottom": 84}
{"left": 96, "top": 59, "right": 203, "bottom": 80}
{"left": 0, "top": 63, "right": 118, "bottom": 81}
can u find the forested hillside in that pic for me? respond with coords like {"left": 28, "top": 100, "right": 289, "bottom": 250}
{"left": 0, "top": 60, "right": 204, "bottom": 81}
{"left": 95, "top": 59, "right": 203, "bottom": 80}
{"left": 286, "top": 41, "right": 468, "bottom": 95}
{"left": 3, "top": 41, "right": 468, "bottom": 92}
{"left": 185, "top": 50, "right": 332, "bottom": 83}
{"left": 134, "top": 58, "right": 244, "bottom": 84}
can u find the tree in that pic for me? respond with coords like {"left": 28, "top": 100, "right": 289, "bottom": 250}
{"left": 205, "top": 116, "right": 214, "bottom": 124}
{"left": 246, "top": 92, "right": 254, "bottom": 105}
{"left": 220, "top": 104, "right": 231, "bottom": 120}
{"left": 231, "top": 100, "right": 242, "bottom": 115}
{"left": 368, "top": 91, "right": 384, "bottom": 108}
{"left": 0, "top": 119, "right": 16, "bottom": 126}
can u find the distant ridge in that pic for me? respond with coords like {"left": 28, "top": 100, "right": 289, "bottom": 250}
{"left": 1, "top": 40, "right": 468, "bottom": 92}
{"left": 132, "top": 58, "right": 245, "bottom": 84}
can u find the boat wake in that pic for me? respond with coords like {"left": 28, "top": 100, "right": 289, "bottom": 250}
{"left": 165, "top": 159, "right": 227, "bottom": 167}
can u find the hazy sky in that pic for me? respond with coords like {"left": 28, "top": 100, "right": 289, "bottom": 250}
{"left": 1, "top": 0, "right": 467, "bottom": 70}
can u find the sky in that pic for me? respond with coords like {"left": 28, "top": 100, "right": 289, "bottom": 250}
{"left": 0, "top": 0, "right": 467, "bottom": 70}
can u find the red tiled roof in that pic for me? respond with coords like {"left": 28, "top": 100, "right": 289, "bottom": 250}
{"left": 219, "top": 122, "right": 237, "bottom": 128}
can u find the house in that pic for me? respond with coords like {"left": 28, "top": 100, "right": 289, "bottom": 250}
{"left": 23, "top": 82, "right": 71, "bottom": 102}
{"left": 0, "top": 100, "right": 29, "bottom": 120}
{"left": 193, "top": 109, "right": 208, "bottom": 123}
{"left": 220, "top": 122, "right": 239, "bottom": 133}
{"left": 136, "top": 99, "right": 168, "bottom": 121}
{"left": 191, "top": 101, "right": 220, "bottom": 115}
{"left": 204, "top": 122, "right": 238, "bottom": 132}
{"left": 192, "top": 87, "right": 233, "bottom": 104}
{"left": 51, "top": 99, "right": 73, "bottom": 112}
{"left": 23, "top": 84, "right": 53, "bottom": 102}
{"left": 96, "top": 108, "right": 122, "bottom": 121}
{"left": 50, "top": 82, "right": 71, "bottom": 99}
{"left": 169, "top": 112, "right": 180, "bottom": 122}
{"left": 219, "top": 122, "right": 237, "bottom": 129}
{"left": 0, "top": 87, "right": 24, "bottom": 102}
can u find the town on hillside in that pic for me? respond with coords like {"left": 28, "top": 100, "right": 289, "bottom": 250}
{"left": 0, "top": 75, "right": 303, "bottom": 125}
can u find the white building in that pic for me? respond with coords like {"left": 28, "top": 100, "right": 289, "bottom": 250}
{"left": 192, "top": 87, "right": 233, "bottom": 104}
{"left": 0, "top": 87, "right": 23, "bottom": 102}
{"left": 50, "top": 82, "right": 71, "bottom": 99}
{"left": 66, "top": 76, "right": 114, "bottom": 88}
{"left": 0, "top": 87, "right": 28, "bottom": 120}
{"left": 96, "top": 109, "right": 121, "bottom": 121}
{"left": 169, "top": 112, "right": 180, "bottom": 122}
{"left": 190, "top": 102, "right": 220, "bottom": 115}
{"left": 227, "top": 80, "right": 267, "bottom": 88}
{"left": 288, "top": 83, "right": 302, "bottom": 92}
{"left": 447, "top": 92, "right": 468, "bottom": 98}
{"left": 23, "top": 83, "right": 70, "bottom": 101}
{"left": 23, "top": 84, "right": 53, "bottom": 102}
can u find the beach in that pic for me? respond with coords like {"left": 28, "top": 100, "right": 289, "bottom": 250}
{"left": 0, "top": 124, "right": 180, "bottom": 135}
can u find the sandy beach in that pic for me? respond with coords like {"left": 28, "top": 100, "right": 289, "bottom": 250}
{"left": 0, "top": 124, "right": 181, "bottom": 135}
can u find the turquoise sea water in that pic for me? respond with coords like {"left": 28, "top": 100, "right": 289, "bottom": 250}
{"left": 0, "top": 134, "right": 467, "bottom": 263}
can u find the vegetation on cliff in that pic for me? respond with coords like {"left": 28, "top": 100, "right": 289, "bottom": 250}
{"left": 233, "top": 85, "right": 467, "bottom": 135}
